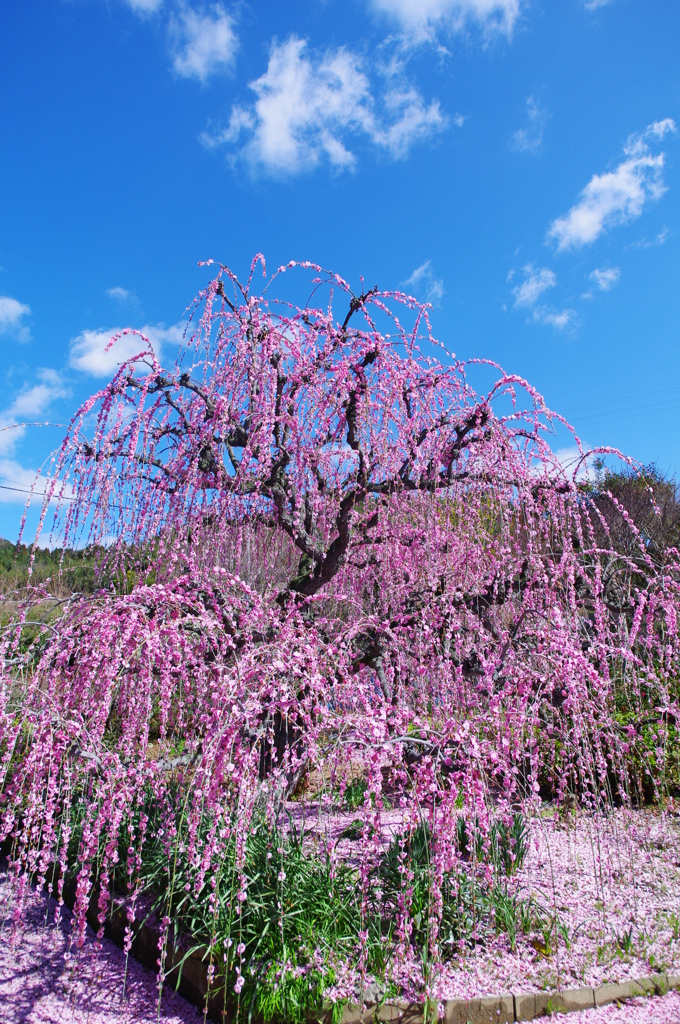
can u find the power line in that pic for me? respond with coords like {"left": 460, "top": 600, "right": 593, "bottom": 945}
{"left": 559, "top": 380, "right": 680, "bottom": 422}
{"left": 0, "top": 483, "right": 132, "bottom": 513}
{"left": 0, "top": 483, "right": 72, "bottom": 500}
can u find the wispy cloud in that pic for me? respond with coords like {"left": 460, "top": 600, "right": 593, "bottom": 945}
{"left": 122, "top": 0, "right": 164, "bottom": 14}
{"left": 590, "top": 266, "right": 620, "bottom": 291}
{"left": 0, "top": 458, "right": 52, "bottom": 503}
{"left": 548, "top": 118, "right": 677, "bottom": 251}
{"left": 628, "top": 226, "right": 670, "bottom": 250}
{"left": 402, "top": 261, "right": 444, "bottom": 304}
{"left": 0, "top": 456, "right": 76, "bottom": 504}
{"left": 511, "top": 96, "right": 548, "bottom": 154}
{"left": 0, "top": 295, "right": 31, "bottom": 343}
{"left": 169, "top": 4, "right": 238, "bottom": 82}
{"left": 0, "top": 371, "right": 75, "bottom": 506}
{"left": 0, "top": 369, "right": 69, "bottom": 457}
{"left": 107, "top": 286, "right": 133, "bottom": 302}
{"left": 512, "top": 264, "right": 555, "bottom": 307}
{"left": 510, "top": 265, "right": 575, "bottom": 330}
{"left": 583, "top": 0, "right": 615, "bottom": 10}
{"left": 537, "top": 308, "right": 577, "bottom": 330}
{"left": 202, "top": 37, "right": 446, "bottom": 174}
{"left": 367, "top": 0, "right": 522, "bottom": 41}
{"left": 69, "top": 323, "right": 185, "bottom": 377}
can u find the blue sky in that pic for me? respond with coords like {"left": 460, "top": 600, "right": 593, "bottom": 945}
{"left": 0, "top": 0, "right": 678, "bottom": 541}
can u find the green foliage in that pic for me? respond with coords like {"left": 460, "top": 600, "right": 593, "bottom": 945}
{"left": 587, "top": 463, "right": 680, "bottom": 562}
{"left": 84, "top": 804, "right": 545, "bottom": 1022}
{"left": 455, "top": 813, "right": 528, "bottom": 875}
{"left": 617, "top": 924, "right": 634, "bottom": 954}
{"left": 0, "top": 537, "right": 102, "bottom": 595}
{"left": 379, "top": 816, "right": 540, "bottom": 959}
{"left": 138, "top": 811, "right": 383, "bottom": 1024}
{"left": 342, "top": 777, "right": 368, "bottom": 811}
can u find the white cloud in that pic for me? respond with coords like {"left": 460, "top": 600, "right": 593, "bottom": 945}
{"left": 5, "top": 370, "right": 67, "bottom": 421}
{"left": 0, "top": 369, "right": 69, "bottom": 457}
{"left": 628, "top": 226, "right": 670, "bottom": 249}
{"left": 536, "top": 307, "right": 577, "bottom": 331}
{"left": 402, "top": 261, "right": 444, "bottom": 304}
{"left": 548, "top": 119, "right": 677, "bottom": 251}
{"left": 0, "top": 458, "right": 60, "bottom": 504}
{"left": 69, "top": 323, "right": 184, "bottom": 377}
{"left": 510, "top": 265, "right": 575, "bottom": 330}
{"left": 590, "top": 266, "right": 620, "bottom": 291}
{"left": 0, "top": 456, "right": 76, "bottom": 506}
{"left": 368, "top": 0, "right": 522, "bottom": 41}
{"left": 648, "top": 117, "right": 677, "bottom": 140}
{"left": 512, "top": 264, "right": 556, "bottom": 307}
{"left": 0, "top": 295, "right": 31, "bottom": 343}
{"left": 374, "top": 85, "right": 447, "bottom": 157}
{"left": 123, "top": 0, "right": 164, "bottom": 14}
{"left": 511, "top": 96, "right": 548, "bottom": 154}
{"left": 583, "top": 0, "right": 615, "bottom": 10}
{"left": 170, "top": 4, "right": 238, "bottom": 82}
{"left": 107, "top": 286, "right": 133, "bottom": 301}
{"left": 202, "top": 37, "right": 445, "bottom": 174}
{"left": 0, "top": 367, "right": 74, "bottom": 506}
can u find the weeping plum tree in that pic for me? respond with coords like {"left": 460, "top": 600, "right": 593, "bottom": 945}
{"left": 1, "top": 256, "right": 679, "bottom": 1008}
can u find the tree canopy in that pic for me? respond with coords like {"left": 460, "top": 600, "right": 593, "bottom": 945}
{"left": 1, "top": 257, "right": 679, "bottom": 1011}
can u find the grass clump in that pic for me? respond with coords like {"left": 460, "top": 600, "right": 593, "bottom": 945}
{"left": 97, "top": 804, "right": 543, "bottom": 1022}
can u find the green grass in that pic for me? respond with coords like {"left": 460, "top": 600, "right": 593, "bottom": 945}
{"left": 110, "top": 805, "right": 550, "bottom": 1023}
{"left": 0, "top": 537, "right": 104, "bottom": 596}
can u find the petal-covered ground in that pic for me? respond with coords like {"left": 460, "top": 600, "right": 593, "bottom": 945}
{"left": 436, "top": 806, "right": 680, "bottom": 998}
{"left": 0, "top": 877, "right": 202, "bottom": 1024}
{"left": 534, "top": 991, "right": 680, "bottom": 1023}
{"left": 1, "top": 878, "right": 680, "bottom": 1024}
{"left": 292, "top": 802, "right": 680, "bottom": 999}
{"left": 1, "top": 807, "right": 679, "bottom": 1021}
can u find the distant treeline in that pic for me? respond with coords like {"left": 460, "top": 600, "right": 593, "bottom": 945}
{"left": 0, "top": 538, "right": 103, "bottom": 594}
{"left": 1, "top": 465, "right": 677, "bottom": 596}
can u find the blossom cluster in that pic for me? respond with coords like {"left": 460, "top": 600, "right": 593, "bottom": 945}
{"left": 1, "top": 257, "right": 678, "bottom": 1010}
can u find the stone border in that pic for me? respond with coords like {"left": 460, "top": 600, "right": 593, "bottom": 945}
{"left": 13, "top": 862, "right": 680, "bottom": 1024}
{"left": 442, "top": 974, "right": 678, "bottom": 1022}
{"left": 91, "top": 893, "right": 680, "bottom": 1023}
{"left": 342, "top": 975, "right": 680, "bottom": 1023}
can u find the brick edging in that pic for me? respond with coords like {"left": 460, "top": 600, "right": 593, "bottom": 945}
{"left": 341, "top": 974, "right": 679, "bottom": 1022}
